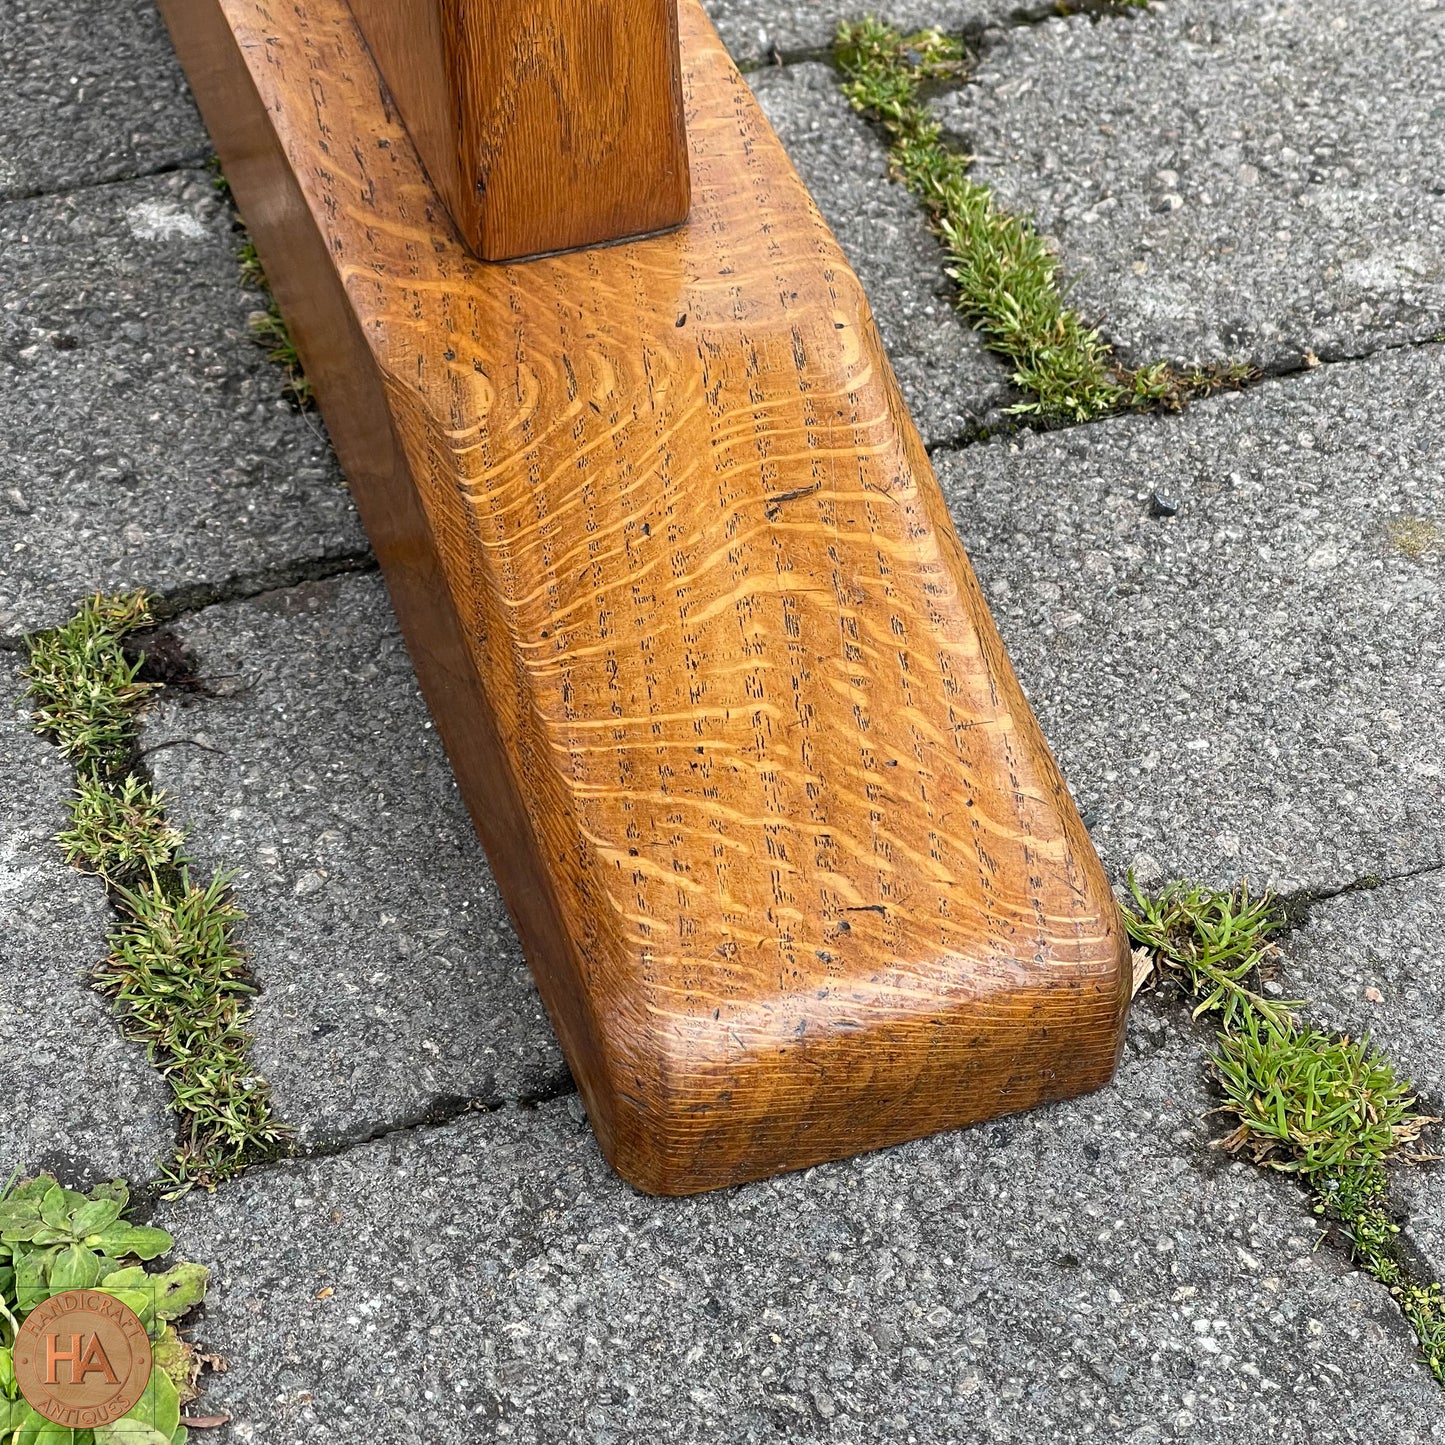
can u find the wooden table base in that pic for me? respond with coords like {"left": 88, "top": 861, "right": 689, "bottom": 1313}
{"left": 158, "top": 0, "right": 1130, "bottom": 1194}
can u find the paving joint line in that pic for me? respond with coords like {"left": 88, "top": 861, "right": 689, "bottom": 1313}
{"left": 1278, "top": 858, "right": 1445, "bottom": 932}
{"left": 0, "top": 150, "right": 217, "bottom": 211}
{"left": 147, "top": 549, "right": 379, "bottom": 624}
{"left": 253, "top": 1077, "right": 581, "bottom": 1173}
{"left": 924, "top": 336, "right": 1445, "bottom": 458}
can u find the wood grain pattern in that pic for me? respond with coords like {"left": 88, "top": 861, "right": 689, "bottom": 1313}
{"left": 158, "top": 0, "right": 1131, "bottom": 1195}
{"left": 346, "top": 0, "right": 691, "bottom": 259}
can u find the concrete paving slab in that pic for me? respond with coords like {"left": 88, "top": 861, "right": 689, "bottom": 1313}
{"left": 0, "top": 0, "right": 209, "bottom": 202}
{"left": 934, "top": 345, "right": 1445, "bottom": 895}
{"left": 704, "top": 0, "right": 1017, "bottom": 64}
{"left": 0, "top": 167, "right": 367, "bottom": 639}
{"left": 137, "top": 574, "right": 570, "bottom": 1149}
{"left": 939, "top": 0, "right": 1445, "bottom": 369}
{"left": 1282, "top": 871, "right": 1445, "bottom": 1280}
{"left": 0, "top": 657, "right": 173, "bottom": 1187}
{"left": 161, "top": 1005, "right": 1442, "bottom": 1443}
{"left": 749, "top": 62, "right": 1014, "bottom": 446}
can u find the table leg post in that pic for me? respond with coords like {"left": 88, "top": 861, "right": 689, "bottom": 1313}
{"left": 347, "top": 0, "right": 691, "bottom": 260}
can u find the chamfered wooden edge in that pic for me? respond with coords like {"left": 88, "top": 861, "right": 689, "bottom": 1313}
{"left": 158, "top": 0, "right": 1131, "bottom": 1196}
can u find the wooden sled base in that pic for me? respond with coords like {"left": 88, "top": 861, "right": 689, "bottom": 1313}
{"left": 158, "top": 0, "right": 1130, "bottom": 1194}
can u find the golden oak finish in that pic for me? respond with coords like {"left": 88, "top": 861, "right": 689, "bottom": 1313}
{"left": 158, "top": 0, "right": 1131, "bottom": 1195}
{"left": 346, "top": 0, "right": 691, "bottom": 259}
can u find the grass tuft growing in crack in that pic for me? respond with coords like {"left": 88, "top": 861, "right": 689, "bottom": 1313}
{"left": 212, "top": 160, "right": 313, "bottom": 409}
{"left": 24, "top": 592, "right": 288, "bottom": 1194}
{"left": 1125, "top": 877, "right": 1445, "bottom": 1383}
{"left": 834, "top": 18, "right": 1256, "bottom": 423}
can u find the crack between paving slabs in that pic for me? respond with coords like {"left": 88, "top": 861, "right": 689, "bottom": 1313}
{"left": 0, "top": 151, "right": 218, "bottom": 213}
{"left": 734, "top": 0, "right": 1152, "bottom": 74}
{"left": 0, "top": 556, "right": 377, "bottom": 655}
{"left": 32, "top": 571, "right": 583, "bottom": 1168}
{"left": 769, "top": 15, "right": 1445, "bottom": 444}
{"left": 21, "top": 593, "right": 291, "bottom": 1195}
{"left": 922, "top": 336, "right": 1445, "bottom": 458}
{"left": 1278, "top": 857, "right": 1445, "bottom": 931}
{"left": 146, "top": 549, "right": 378, "bottom": 626}
{"left": 274, "top": 1078, "right": 582, "bottom": 1171}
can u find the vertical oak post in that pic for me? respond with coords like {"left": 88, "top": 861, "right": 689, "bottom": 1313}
{"left": 346, "top": 0, "right": 691, "bottom": 260}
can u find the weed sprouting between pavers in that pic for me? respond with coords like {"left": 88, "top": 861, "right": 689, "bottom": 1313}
{"left": 833, "top": 18, "right": 1256, "bottom": 424}
{"left": 1125, "top": 878, "right": 1445, "bottom": 1384}
{"left": 209, "top": 160, "right": 313, "bottom": 409}
{"left": 0, "top": 1172, "right": 211, "bottom": 1443}
{"left": 24, "top": 593, "right": 289, "bottom": 1194}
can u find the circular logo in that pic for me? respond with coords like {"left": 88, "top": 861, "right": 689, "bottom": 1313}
{"left": 13, "top": 1289, "right": 153, "bottom": 1429}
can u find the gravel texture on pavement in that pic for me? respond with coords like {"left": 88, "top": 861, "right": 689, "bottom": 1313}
{"left": 0, "top": 0, "right": 209, "bottom": 202}
{"left": 161, "top": 1005, "right": 1443, "bottom": 1444}
{"left": 936, "top": 345, "right": 1445, "bottom": 897}
{"left": 0, "top": 167, "right": 367, "bottom": 638}
{"left": 138, "top": 576, "right": 571, "bottom": 1149}
{"left": 939, "top": 0, "right": 1445, "bottom": 370}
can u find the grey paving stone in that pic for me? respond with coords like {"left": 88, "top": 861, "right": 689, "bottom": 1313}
{"left": 0, "top": 167, "right": 367, "bottom": 639}
{"left": 1282, "top": 871, "right": 1445, "bottom": 1280}
{"left": 137, "top": 574, "right": 570, "bottom": 1149}
{"left": 0, "top": 657, "right": 173, "bottom": 1187}
{"left": 0, "top": 0, "right": 208, "bottom": 202}
{"left": 933, "top": 345, "right": 1445, "bottom": 896}
{"left": 939, "top": 0, "right": 1445, "bottom": 369}
{"left": 704, "top": 0, "right": 1018, "bottom": 64}
{"left": 161, "top": 1005, "right": 1441, "bottom": 1443}
{"left": 749, "top": 62, "right": 1014, "bottom": 446}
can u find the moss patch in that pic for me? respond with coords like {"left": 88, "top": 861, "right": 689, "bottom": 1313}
{"left": 24, "top": 593, "right": 288, "bottom": 1193}
{"left": 834, "top": 18, "right": 1256, "bottom": 424}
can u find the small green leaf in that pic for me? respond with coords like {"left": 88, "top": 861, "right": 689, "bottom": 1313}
{"left": 122, "top": 1361, "right": 181, "bottom": 1441}
{"left": 50, "top": 1241, "right": 104, "bottom": 1293}
{"left": 150, "top": 1264, "right": 208, "bottom": 1322}
{"left": 70, "top": 1199, "right": 123, "bottom": 1239}
{"left": 39, "top": 1185, "right": 85, "bottom": 1232}
{"left": 15, "top": 1248, "right": 56, "bottom": 1311}
{"left": 0, "top": 1397, "right": 17, "bottom": 1435}
{"left": 95, "top": 1423, "right": 171, "bottom": 1445}
{"left": 13, "top": 1405, "right": 52, "bottom": 1445}
{"left": 0, "top": 1207, "right": 46, "bottom": 1244}
{"left": 0, "top": 1344, "right": 16, "bottom": 1394}
{"left": 96, "top": 1265, "right": 156, "bottom": 1324}
{"left": 0, "top": 1200, "right": 42, "bottom": 1236}
{"left": 93, "top": 1227, "right": 173, "bottom": 1263}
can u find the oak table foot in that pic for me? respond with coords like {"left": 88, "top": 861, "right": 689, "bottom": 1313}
{"left": 157, "top": 0, "right": 1130, "bottom": 1194}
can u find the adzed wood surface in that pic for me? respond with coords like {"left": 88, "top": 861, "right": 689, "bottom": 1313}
{"left": 346, "top": 0, "right": 691, "bottom": 259}
{"left": 158, "top": 0, "right": 1131, "bottom": 1194}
